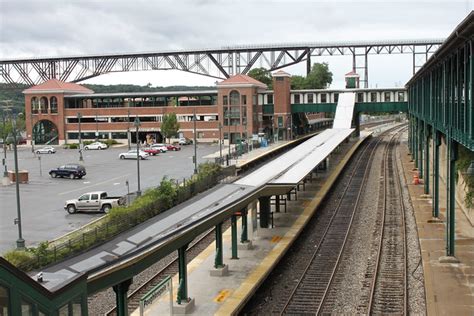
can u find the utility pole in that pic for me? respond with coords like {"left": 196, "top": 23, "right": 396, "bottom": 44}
{"left": 193, "top": 108, "right": 198, "bottom": 174}
{"left": 78, "top": 112, "right": 83, "bottom": 162}
{"left": 12, "top": 113, "right": 25, "bottom": 249}
{"left": 218, "top": 122, "right": 222, "bottom": 163}
{"left": 127, "top": 109, "right": 131, "bottom": 150}
{"left": 30, "top": 112, "right": 35, "bottom": 154}
{"left": 134, "top": 116, "right": 142, "bottom": 196}
{"left": 95, "top": 114, "right": 99, "bottom": 140}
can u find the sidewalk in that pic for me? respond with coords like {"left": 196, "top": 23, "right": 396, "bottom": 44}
{"left": 400, "top": 143, "right": 474, "bottom": 315}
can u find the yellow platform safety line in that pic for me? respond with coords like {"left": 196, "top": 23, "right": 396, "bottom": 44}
{"left": 215, "top": 134, "right": 370, "bottom": 316}
{"left": 214, "top": 289, "right": 232, "bottom": 303}
{"left": 271, "top": 236, "right": 282, "bottom": 243}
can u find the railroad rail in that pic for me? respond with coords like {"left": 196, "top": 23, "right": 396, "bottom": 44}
{"left": 368, "top": 128, "right": 408, "bottom": 314}
{"left": 278, "top": 133, "right": 381, "bottom": 314}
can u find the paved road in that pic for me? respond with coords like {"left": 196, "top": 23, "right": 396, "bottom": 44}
{"left": 0, "top": 143, "right": 217, "bottom": 254}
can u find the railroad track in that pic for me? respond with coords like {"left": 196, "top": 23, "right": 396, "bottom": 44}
{"left": 367, "top": 128, "right": 408, "bottom": 314}
{"left": 278, "top": 134, "right": 382, "bottom": 314}
{"left": 105, "top": 222, "right": 229, "bottom": 316}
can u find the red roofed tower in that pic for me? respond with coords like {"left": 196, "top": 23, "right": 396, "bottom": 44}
{"left": 23, "top": 79, "right": 94, "bottom": 145}
{"left": 217, "top": 74, "right": 267, "bottom": 145}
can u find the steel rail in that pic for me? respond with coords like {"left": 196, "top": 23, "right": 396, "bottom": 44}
{"left": 367, "top": 127, "right": 408, "bottom": 315}
{"left": 279, "top": 131, "right": 382, "bottom": 315}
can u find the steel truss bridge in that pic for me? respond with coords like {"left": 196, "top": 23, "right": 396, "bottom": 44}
{"left": 0, "top": 39, "right": 443, "bottom": 88}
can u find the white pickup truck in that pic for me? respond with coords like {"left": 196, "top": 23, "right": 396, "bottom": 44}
{"left": 64, "top": 191, "right": 125, "bottom": 214}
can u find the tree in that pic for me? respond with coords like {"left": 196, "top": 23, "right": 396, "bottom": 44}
{"left": 305, "top": 62, "right": 333, "bottom": 89}
{"left": 290, "top": 63, "right": 333, "bottom": 90}
{"left": 161, "top": 113, "right": 180, "bottom": 143}
{"left": 247, "top": 67, "right": 272, "bottom": 87}
{"left": 290, "top": 75, "right": 306, "bottom": 89}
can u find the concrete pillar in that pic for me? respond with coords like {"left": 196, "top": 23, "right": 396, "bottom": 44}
{"left": 113, "top": 279, "right": 132, "bottom": 316}
{"left": 275, "top": 195, "right": 280, "bottom": 213}
{"left": 259, "top": 196, "right": 271, "bottom": 228}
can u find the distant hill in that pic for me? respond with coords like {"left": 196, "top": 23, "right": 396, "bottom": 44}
{"left": 0, "top": 83, "right": 215, "bottom": 115}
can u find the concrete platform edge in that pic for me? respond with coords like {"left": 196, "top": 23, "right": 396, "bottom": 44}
{"left": 215, "top": 135, "right": 370, "bottom": 316}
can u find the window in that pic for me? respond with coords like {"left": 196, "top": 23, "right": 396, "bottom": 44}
{"left": 223, "top": 96, "right": 228, "bottom": 105}
{"left": 294, "top": 94, "right": 300, "bottom": 103}
{"left": 276, "top": 77, "right": 284, "bottom": 81}
{"left": 31, "top": 97, "right": 39, "bottom": 114}
{"left": 91, "top": 194, "right": 99, "bottom": 200}
{"left": 384, "top": 92, "right": 391, "bottom": 102}
{"left": 0, "top": 285, "right": 9, "bottom": 316}
{"left": 370, "top": 92, "right": 377, "bottom": 102}
{"left": 241, "top": 95, "right": 247, "bottom": 105}
{"left": 334, "top": 93, "right": 339, "bottom": 103}
{"left": 397, "top": 91, "right": 405, "bottom": 102}
{"left": 50, "top": 96, "right": 58, "bottom": 113}
{"left": 321, "top": 93, "right": 327, "bottom": 103}
{"left": 230, "top": 90, "right": 240, "bottom": 105}
{"left": 267, "top": 94, "right": 273, "bottom": 104}
{"left": 357, "top": 93, "right": 364, "bottom": 103}
{"left": 197, "top": 132, "right": 204, "bottom": 138}
{"left": 79, "top": 194, "right": 90, "bottom": 201}
{"left": 21, "top": 298, "right": 33, "bottom": 316}
{"left": 307, "top": 94, "right": 314, "bottom": 103}
{"left": 40, "top": 97, "right": 48, "bottom": 113}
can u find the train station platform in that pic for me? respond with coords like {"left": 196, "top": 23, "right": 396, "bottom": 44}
{"left": 135, "top": 133, "right": 366, "bottom": 315}
{"left": 400, "top": 142, "right": 474, "bottom": 315}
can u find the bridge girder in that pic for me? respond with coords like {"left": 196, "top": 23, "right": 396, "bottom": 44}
{"left": 0, "top": 39, "right": 443, "bottom": 87}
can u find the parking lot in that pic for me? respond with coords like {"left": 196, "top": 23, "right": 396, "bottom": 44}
{"left": 0, "top": 143, "right": 217, "bottom": 253}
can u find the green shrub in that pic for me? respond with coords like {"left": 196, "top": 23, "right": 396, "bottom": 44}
{"left": 64, "top": 143, "right": 79, "bottom": 149}
{"left": 104, "top": 139, "right": 120, "bottom": 146}
{"left": 7, "top": 163, "right": 223, "bottom": 272}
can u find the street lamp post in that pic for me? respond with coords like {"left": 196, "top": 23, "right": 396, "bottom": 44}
{"left": 227, "top": 112, "right": 231, "bottom": 158}
{"left": 30, "top": 112, "right": 35, "bottom": 154}
{"left": 11, "top": 113, "right": 25, "bottom": 249}
{"left": 77, "top": 112, "right": 83, "bottom": 162}
{"left": 218, "top": 122, "right": 222, "bottom": 163}
{"left": 127, "top": 109, "right": 131, "bottom": 150}
{"left": 2, "top": 111, "right": 9, "bottom": 178}
{"left": 95, "top": 114, "right": 99, "bottom": 140}
{"left": 134, "top": 116, "right": 141, "bottom": 196}
{"left": 193, "top": 108, "right": 197, "bottom": 174}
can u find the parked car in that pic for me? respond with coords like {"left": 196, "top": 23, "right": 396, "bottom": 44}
{"left": 49, "top": 164, "right": 86, "bottom": 179}
{"left": 142, "top": 147, "right": 160, "bottom": 156}
{"left": 119, "top": 150, "right": 149, "bottom": 160}
{"left": 178, "top": 137, "right": 193, "bottom": 145}
{"left": 150, "top": 143, "right": 168, "bottom": 153}
{"left": 165, "top": 144, "right": 181, "bottom": 151}
{"left": 36, "top": 146, "right": 56, "bottom": 154}
{"left": 64, "top": 191, "right": 125, "bottom": 214}
{"left": 84, "top": 142, "right": 108, "bottom": 150}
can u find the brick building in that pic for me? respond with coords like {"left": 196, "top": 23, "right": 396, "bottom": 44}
{"left": 23, "top": 72, "right": 325, "bottom": 145}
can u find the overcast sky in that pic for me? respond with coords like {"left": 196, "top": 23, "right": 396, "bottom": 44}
{"left": 1, "top": 0, "right": 473, "bottom": 88}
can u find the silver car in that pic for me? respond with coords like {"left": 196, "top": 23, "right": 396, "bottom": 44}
{"left": 36, "top": 146, "right": 56, "bottom": 154}
{"left": 118, "top": 150, "right": 149, "bottom": 160}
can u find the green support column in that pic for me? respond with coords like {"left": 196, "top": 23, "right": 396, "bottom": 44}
{"left": 113, "top": 279, "right": 132, "bottom": 316}
{"left": 231, "top": 214, "right": 238, "bottom": 259}
{"left": 353, "top": 112, "right": 360, "bottom": 137}
{"left": 433, "top": 131, "right": 441, "bottom": 218}
{"left": 176, "top": 245, "right": 190, "bottom": 304}
{"left": 214, "top": 223, "right": 224, "bottom": 268}
{"left": 275, "top": 195, "right": 280, "bottom": 213}
{"left": 241, "top": 208, "right": 249, "bottom": 243}
{"left": 259, "top": 196, "right": 271, "bottom": 228}
{"left": 418, "top": 123, "right": 424, "bottom": 179}
{"left": 447, "top": 139, "right": 458, "bottom": 256}
{"left": 414, "top": 120, "right": 419, "bottom": 168}
{"left": 424, "top": 125, "right": 430, "bottom": 194}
